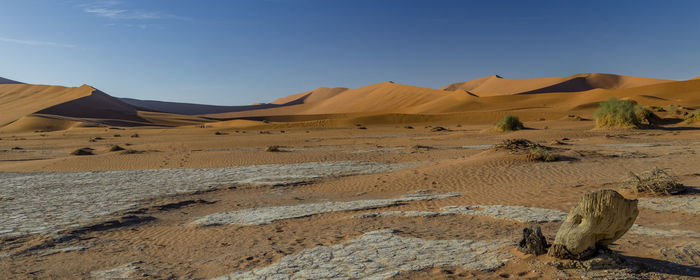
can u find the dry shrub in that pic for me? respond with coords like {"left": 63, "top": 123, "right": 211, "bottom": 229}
{"left": 496, "top": 115, "right": 524, "bottom": 131}
{"left": 493, "top": 139, "right": 542, "bottom": 153}
{"left": 265, "top": 145, "right": 281, "bottom": 152}
{"left": 685, "top": 109, "right": 700, "bottom": 124}
{"left": 623, "top": 168, "right": 685, "bottom": 195}
{"left": 527, "top": 147, "right": 557, "bottom": 162}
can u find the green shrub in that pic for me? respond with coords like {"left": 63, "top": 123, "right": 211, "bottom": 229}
{"left": 594, "top": 98, "right": 654, "bottom": 129}
{"left": 496, "top": 115, "right": 524, "bottom": 131}
{"left": 667, "top": 104, "right": 681, "bottom": 114}
{"left": 648, "top": 105, "right": 665, "bottom": 112}
{"left": 686, "top": 109, "right": 700, "bottom": 124}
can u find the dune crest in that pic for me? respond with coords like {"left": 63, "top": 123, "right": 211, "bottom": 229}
{"left": 0, "top": 76, "right": 23, "bottom": 84}
{"left": 271, "top": 87, "right": 349, "bottom": 105}
{"left": 441, "top": 73, "right": 672, "bottom": 96}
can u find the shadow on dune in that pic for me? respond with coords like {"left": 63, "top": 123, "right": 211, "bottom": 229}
{"left": 120, "top": 93, "right": 311, "bottom": 115}
{"left": 36, "top": 89, "right": 149, "bottom": 123}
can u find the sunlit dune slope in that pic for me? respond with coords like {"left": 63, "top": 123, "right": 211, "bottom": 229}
{"left": 0, "top": 83, "right": 95, "bottom": 127}
{"left": 441, "top": 73, "right": 672, "bottom": 96}
{"left": 0, "top": 83, "right": 211, "bottom": 132}
{"left": 271, "top": 87, "right": 349, "bottom": 105}
{"left": 205, "top": 82, "right": 452, "bottom": 118}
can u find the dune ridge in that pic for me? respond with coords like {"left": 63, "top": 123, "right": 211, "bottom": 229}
{"left": 1, "top": 73, "right": 698, "bottom": 132}
{"left": 0, "top": 76, "right": 23, "bottom": 84}
{"left": 441, "top": 73, "right": 672, "bottom": 96}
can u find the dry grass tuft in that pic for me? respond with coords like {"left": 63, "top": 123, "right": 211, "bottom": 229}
{"left": 685, "top": 109, "right": 700, "bottom": 124}
{"left": 623, "top": 168, "right": 685, "bottom": 195}
{"left": 526, "top": 147, "right": 557, "bottom": 162}
{"left": 493, "top": 139, "right": 542, "bottom": 153}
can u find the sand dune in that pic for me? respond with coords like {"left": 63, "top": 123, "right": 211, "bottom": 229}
{"left": 1, "top": 73, "right": 697, "bottom": 133}
{"left": 271, "top": 87, "right": 349, "bottom": 105}
{"left": 441, "top": 73, "right": 672, "bottom": 96}
{"left": 121, "top": 98, "right": 290, "bottom": 115}
{"left": 0, "top": 115, "right": 81, "bottom": 132}
{"left": 0, "top": 84, "right": 95, "bottom": 127}
{"left": 0, "top": 83, "right": 210, "bottom": 132}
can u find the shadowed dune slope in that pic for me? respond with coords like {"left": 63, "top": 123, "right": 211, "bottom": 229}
{"left": 121, "top": 98, "right": 288, "bottom": 115}
{"left": 0, "top": 76, "right": 23, "bottom": 84}
{"left": 0, "top": 83, "right": 210, "bottom": 131}
{"left": 119, "top": 87, "right": 348, "bottom": 115}
{"left": 0, "top": 84, "right": 95, "bottom": 126}
{"left": 35, "top": 88, "right": 150, "bottom": 124}
{"left": 441, "top": 73, "right": 672, "bottom": 96}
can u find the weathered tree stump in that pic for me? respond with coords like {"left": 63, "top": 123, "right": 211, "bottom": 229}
{"left": 548, "top": 189, "right": 638, "bottom": 260}
{"left": 518, "top": 225, "right": 549, "bottom": 255}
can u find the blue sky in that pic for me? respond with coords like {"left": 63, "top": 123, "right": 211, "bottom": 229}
{"left": 1, "top": 0, "right": 699, "bottom": 105}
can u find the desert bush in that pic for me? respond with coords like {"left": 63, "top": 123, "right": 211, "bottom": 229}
{"left": 496, "top": 115, "right": 524, "bottom": 131}
{"left": 685, "top": 109, "right": 700, "bottom": 124}
{"left": 594, "top": 98, "right": 656, "bottom": 128}
{"left": 648, "top": 105, "right": 665, "bottom": 112}
{"left": 493, "top": 139, "right": 542, "bottom": 153}
{"left": 623, "top": 168, "right": 685, "bottom": 195}
{"left": 667, "top": 104, "right": 681, "bottom": 114}
{"left": 527, "top": 147, "right": 557, "bottom": 162}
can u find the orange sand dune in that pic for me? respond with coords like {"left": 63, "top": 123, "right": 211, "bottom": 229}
{"left": 206, "top": 82, "right": 452, "bottom": 118}
{"left": 206, "top": 78, "right": 700, "bottom": 123}
{"left": 0, "top": 84, "right": 95, "bottom": 127}
{"left": 2, "top": 74, "right": 698, "bottom": 132}
{"left": 271, "top": 87, "right": 349, "bottom": 105}
{"left": 0, "top": 83, "right": 212, "bottom": 132}
{"left": 441, "top": 73, "right": 672, "bottom": 96}
{"left": 0, "top": 115, "right": 81, "bottom": 132}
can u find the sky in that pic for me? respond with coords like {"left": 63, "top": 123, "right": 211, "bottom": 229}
{"left": 1, "top": 0, "right": 699, "bottom": 105}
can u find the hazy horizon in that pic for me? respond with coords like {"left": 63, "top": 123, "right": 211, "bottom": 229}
{"left": 2, "top": 0, "right": 699, "bottom": 105}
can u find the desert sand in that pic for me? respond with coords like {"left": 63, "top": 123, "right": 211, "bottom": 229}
{"left": 0, "top": 74, "right": 699, "bottom": 279}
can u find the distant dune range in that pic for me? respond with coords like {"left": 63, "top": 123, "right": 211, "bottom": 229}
{"left": 1, "top": 73, "right": 698, "bottom": 132}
